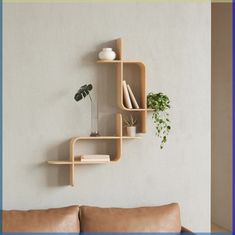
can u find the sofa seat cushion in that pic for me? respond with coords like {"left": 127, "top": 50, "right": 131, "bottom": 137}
{"left": 3, "top": 205, "right": 80, "bottom": 232}
{"left": 80, "top": 203, "right": 181, "bottom": 232}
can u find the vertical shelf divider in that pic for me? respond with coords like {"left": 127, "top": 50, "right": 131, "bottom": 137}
{"left": 116, "top": 38, "right": 123, "bottom": 60}
{"left": 115, "top": 113, "right": 122, "bottom": 161}
{"left": 69, "top": 138, "right": 76, "bottom": 186}
{"left": 116, "top": 61, "right": 123, "bottom": 109}
{"left": 139, "top": 62, "right": 147, "bottom": 133}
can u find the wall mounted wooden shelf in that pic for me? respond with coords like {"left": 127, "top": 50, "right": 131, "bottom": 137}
{"left": 48, "top": 38, "right": 151, "bottom": 186}
{"left": 96, "top": 39, "right": 148, "bottom": 133}
{"left": 48, "top": 113, "right": 142, "bottom": 186}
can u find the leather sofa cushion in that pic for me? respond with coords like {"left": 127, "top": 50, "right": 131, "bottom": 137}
{"left": 80, "top": 203, "right": 181, "bottom": 232}
{"left": 2, "top": 205, "right": 80, "bottom": 232}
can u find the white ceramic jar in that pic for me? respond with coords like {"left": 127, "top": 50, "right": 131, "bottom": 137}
{"left": 98, "top": 48, "right": 116, "bottom": 60}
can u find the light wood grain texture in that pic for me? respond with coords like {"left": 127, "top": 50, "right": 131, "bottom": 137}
{"left": 70, "top": 137, "right": 76, "bottom": 186}
{"left": 97, "top": 60, "right": 122, "bottom": 64}
{"left": 119, "top": 61, "right": 147, "bottom": 133}
{"left": 48, "top": 161, "right": 73, "bottom": 165}
{"left": 74, "top": 161, "right": 110, "bottom": 165}
{"left": 72, "top": 136, "right": 121, "bottom": 140}
{"left": 48, "top": 38, "right": 149, "bottom": 186}
{"left": 116, "top": 61, "right": 123, "bottom": 109}
{"left": 122, "top": 136, "right": 142, "bottom": 139}
{"left": 97, "top": 60, "right": 151, "bottom": 64}
{"left": 116, "top": 113, "right": 122, "bottom": 137}
{"left": 114, "top": 113, "right": 122, "bottom": 161}
{"left": 48, "top": 160, "right": 111, "bottom": 165}
{"left": 116, "top": 38, "right": 123, "bottom": 60}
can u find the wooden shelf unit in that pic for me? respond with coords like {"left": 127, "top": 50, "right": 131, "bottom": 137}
{"left": 97, "top": 38, "right": 148, "bottom": 133}
{"left": 48, "top": 38, "right": 150, "bottom": 186}
{"left": 48, "top": 113, "right": 142, "bottom": 186}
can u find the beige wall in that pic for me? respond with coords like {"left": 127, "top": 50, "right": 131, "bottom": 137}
{"left": 211, "top": 3, "right": 232, "bottom": 231}
{"left": 3, "top": 3, "right": 211, "bottom": 231}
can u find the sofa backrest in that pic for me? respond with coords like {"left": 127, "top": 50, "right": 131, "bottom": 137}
{"left": 80, "top": 203, "right": 181, "bottom": 233}
{"left": 2, "top": 205, "right": 80, "bottom": 232}
{"left": 2, "top": 203, "right": 182, "bottom": 233}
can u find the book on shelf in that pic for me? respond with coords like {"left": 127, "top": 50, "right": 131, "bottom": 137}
{"left": 78, "top": 154, "right": 110, "bottom": 162}
{"left": 122, "top": 80, "right": 133, "bottom": 109}
{"left": 127, "top": 84, "right": 140, "bottom": 109}
{"left": 79, "top": 158, "right": 110, "bottom": 163}
{"left": 81, "top": 154, "right": 110, "bottom": 159}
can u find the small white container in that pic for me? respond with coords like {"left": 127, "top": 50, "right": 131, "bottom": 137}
{"left": 126, "top": 126, "right": 136, "bottom": 137}
{"left": 98, "top": 48, "right": 116, "bottom": 60}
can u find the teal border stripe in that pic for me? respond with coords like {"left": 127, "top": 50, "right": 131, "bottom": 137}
{"left": 0, "top": 0, "right": 2, "bottom": 232}
{"left": 232, "top": 0, "right": 235, "bottom": 233}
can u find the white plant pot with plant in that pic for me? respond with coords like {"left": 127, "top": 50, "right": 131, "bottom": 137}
{"left": 123, "top": 115, "right": 137, "bottom": 137}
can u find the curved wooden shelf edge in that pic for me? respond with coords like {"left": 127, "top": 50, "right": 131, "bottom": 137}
{"left": 122, "top": 136, "right": 142, "bottom": 139}
{"left": 119, "top": 105, "right": 152, "bottom": 112}
{"left": 47, "top": 160, "right": 72, "bottom": 165}
{"left": 70, "top": 136, "right": 122, "bottom": 142}
{"left": 123, "top": 61, "right": 146, "bottom": 68}
{"left": 96, "top": 60, "right": 146, "bottom": 67}
{"left": 48, "top": 159, "right": 121, "bottom": 165}
{"left": 97, "top": 60, "right": 122, "bottom": 64}
{"left": 111, "top": 158, "right": 120, "bottom": 162}
{"left": 74, "top": 161, "right": 111, "bottom": 165}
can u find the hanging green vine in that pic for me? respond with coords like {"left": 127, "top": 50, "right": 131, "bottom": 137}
{"left": 147, "top": 92, "right": 171, "bottom": 149}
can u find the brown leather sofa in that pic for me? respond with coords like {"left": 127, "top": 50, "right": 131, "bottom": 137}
{"left": 2, "top": 203, "right": 192, "bottom": 233}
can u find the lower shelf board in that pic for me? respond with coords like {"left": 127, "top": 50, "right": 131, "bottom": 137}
{"left": 122, "top": 136, "right": 142, "bottom": 139}
{"left": 47, "top": 160, "right": 111, "bottom": 165}
{"left": 71, "top": 136, "right": 141, "bottom": 140}
{"left": 75, "top": 161, "right": 110, "bottom": 164}
{"left": 48, "top": 161, "right": 72, "bottom": 165}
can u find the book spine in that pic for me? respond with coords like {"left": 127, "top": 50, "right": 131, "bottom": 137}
{"left": 127, "top": 84, "right": 140, "bottom": 109}
{"left": 123, "top": 80, "right": 133, "bottom": 109}
{"left": 80, "top": 158, "right": 110, "bottom": 162}
{"left": 81, "top": 154, "right": 110, "bottom": 159}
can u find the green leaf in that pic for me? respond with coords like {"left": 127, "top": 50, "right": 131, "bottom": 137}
{"left": 147, "top": 92, "right": 171, "bottom": 149}
{"left": 74, "top": 84, "right": 93, "bottom": 102}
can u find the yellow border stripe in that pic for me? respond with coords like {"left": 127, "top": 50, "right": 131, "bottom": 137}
{"left": 3, "top": 0, "right": 232, "bottom": 3}
{"left": 2, "top": 0, "right": 212, "bottom": 3}
{"left": 212, "top": 0, "right": 232, "bottom": 2}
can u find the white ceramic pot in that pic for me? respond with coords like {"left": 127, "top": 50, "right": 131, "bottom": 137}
{"left": 126, "top": 126, "right": 136, "bottom": 137}
{"left": 98, "top": 48, "right": 116, "bottom": 60}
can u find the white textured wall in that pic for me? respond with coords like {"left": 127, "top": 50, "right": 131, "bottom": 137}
{"left": 211, "top": 3, "right": 232, "bottom": 231}
{"left": 3, "top": 3, "right": 211, "bottom": 232}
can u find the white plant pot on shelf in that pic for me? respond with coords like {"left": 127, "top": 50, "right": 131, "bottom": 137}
{"left": 126, "top": 126, "right": 136, "bottom": 137}
{"left": 98, "top": 48, "right": 116, "bottom": 60}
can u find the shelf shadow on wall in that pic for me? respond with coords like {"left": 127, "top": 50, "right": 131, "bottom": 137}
{"left": 46, "top": 140, "right": 70, "bottom": 187}
{"left": 80, "top": 40, "right": 119, "bottom": 136}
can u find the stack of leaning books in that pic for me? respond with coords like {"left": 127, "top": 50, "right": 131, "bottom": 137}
{"left": 122, "top": 80, "right": 140, "bottom": 109}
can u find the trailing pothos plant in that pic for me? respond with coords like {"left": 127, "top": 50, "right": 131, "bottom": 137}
{"left": 147, "top": 92, "right": 171, "bottom": 149}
